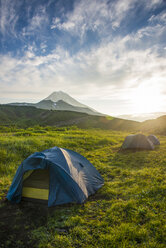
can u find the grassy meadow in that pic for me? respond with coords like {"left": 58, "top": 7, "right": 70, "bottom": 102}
{"left": 0, "top": 126, "right": 166, "bottom": 248}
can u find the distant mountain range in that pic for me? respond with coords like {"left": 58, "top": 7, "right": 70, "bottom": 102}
{"left": 0, "top": 104, "right": 166, "bottom": 135}
{"left": 8, "top": 91, "right": 102, "bottom": 116}
{"left": 4, "top": 91, "right": 166, "bottom": 124}
{"left": 117, "top": 112, "right": 166, "bottom": 122}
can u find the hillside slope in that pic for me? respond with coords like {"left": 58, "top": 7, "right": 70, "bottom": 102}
{"left": 0, "top": 105, "right": 139, "bottom": 131}
{"left": 141, "top": 115, "right": 166, "bottom": 135}
{"left": 118, "top": 112, "right": 166, "bottom": 122}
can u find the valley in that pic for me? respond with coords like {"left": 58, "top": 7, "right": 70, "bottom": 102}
{"left": 0, "top": 126, "right": 165, "bottom": 247}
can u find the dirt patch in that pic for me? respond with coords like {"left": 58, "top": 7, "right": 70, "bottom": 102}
{"left": 0, "top": 199, "right": 48, "bottom": 248}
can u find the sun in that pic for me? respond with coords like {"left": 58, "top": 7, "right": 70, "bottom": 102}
{"left": 130, "top": 84, "right": 163, "bottom": 114}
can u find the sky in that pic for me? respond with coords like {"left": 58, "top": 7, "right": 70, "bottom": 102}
{"left": 0, "top": 0, "right": 166, "bottom": 116}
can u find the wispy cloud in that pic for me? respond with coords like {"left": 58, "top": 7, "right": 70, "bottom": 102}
{"left": 0, "top": 0, "right": 20, "bottom": 37}
{"left": 145, "top": 0, "right": 163, "bottom": 9}
{"left": 51, "top": 0, "right": 126, "bottom": 38}
{"left": 22, "top": 5, "right": 49, "bottom": 36}
{"left": 50, "top": 0, "right": 164, "bottom": 39}
{"left": 148, "top": 10, "right": 166, "bottom": 24}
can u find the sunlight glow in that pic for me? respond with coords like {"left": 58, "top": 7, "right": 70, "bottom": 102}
{"left": 131, "top": 84, "right": 163, "bottom": 114}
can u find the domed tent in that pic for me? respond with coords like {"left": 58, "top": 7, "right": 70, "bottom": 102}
{"left": 121, "top": 134, "right": 154, "bottom": 150}
{"left": 147, "top": 135, "right": 160, "bottom": 145}
{"left": 7, "top": 147, "right": 104, "bottom": 207}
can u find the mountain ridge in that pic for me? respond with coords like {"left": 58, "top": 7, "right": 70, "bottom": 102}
{"left": 36, "top": 99, "right": 101, "bottom": 115}
{"left": 7, "top": 91, "right": 102, "bottom": 116}
{"left": 0, "top": 104, "right": 139, "bottom": 131}
{"left": 44, "top": 91, "right": 87, "bottom": 108}
{"left": 0, "top": 104, "right": 166, "bottom": 134}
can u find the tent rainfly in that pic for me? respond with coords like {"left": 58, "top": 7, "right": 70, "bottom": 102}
{"left": 7, "top": 147, "right": 104, "bottom": 207}
{"left": 121, "top": 134, "right": 154, "bottom": 150}
{"left": 147, "top": 135, "right": 160, "bottom": 145}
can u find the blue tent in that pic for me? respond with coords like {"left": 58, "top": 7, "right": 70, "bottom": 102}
{"left": 7, "top": 147, "right": 104, "bottom": 207}
{"left": 147, "top": 135, "right": 160, "bottom": 145}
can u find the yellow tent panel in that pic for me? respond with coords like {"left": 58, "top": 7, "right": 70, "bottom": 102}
{"left": 22, "top": 169, "right": 49, "bottom": 201}
{"left": 22, "top": 187, "right": 49, "bottom": 200}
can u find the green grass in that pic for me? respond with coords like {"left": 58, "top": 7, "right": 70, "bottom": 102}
{"left": 0, "top": 126, "right": 165, "bottom": 248}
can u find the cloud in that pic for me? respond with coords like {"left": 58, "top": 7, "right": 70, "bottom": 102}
{"left": 148, "top": 10, "right": 166, "bottom": 24}
{"left": 0, "top": 0, "right": 50, "bottom": 43}
{"left": 0, "top": 0, "right": 20, "bottom": 37}
{"left": 50, "top": 0, "right": 133, "bottom": 38}
{"left": 145, "top": 0, "right": 163, "bottom": 9}
{"left": 0, "top": 25, "right": 166, "bottom": 105}
{"left": 22, "top": 5, "right": 49, "bottom": 36}
{"left": 50, "top": 0, "right": 164, "bottom": 39}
